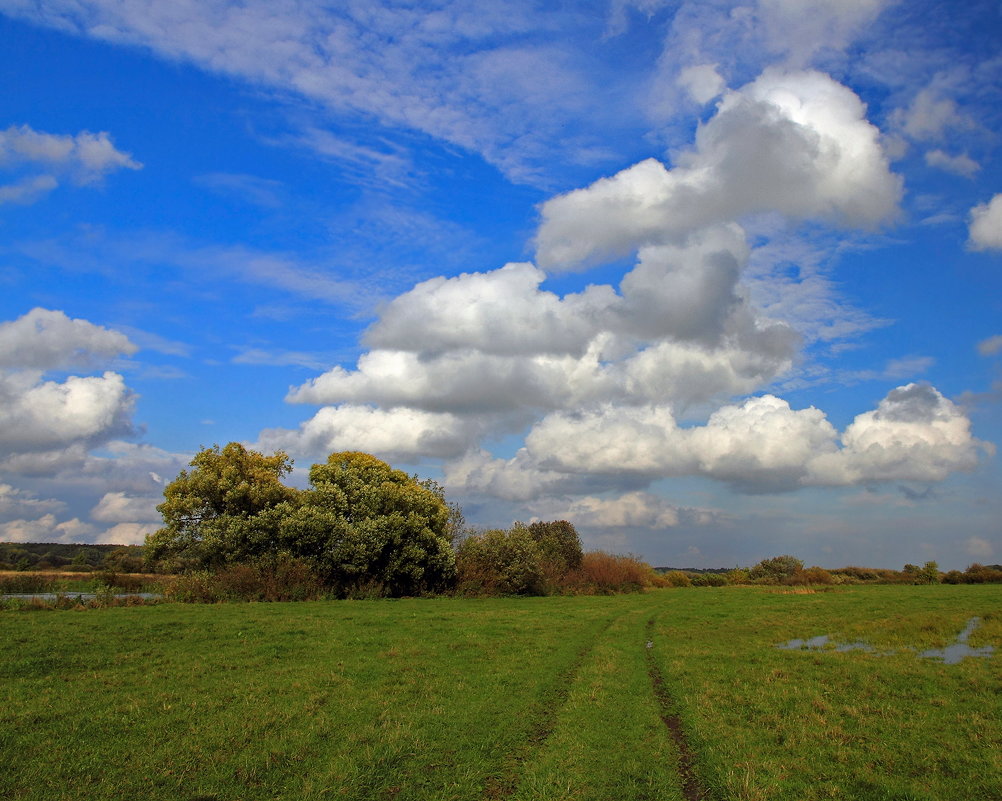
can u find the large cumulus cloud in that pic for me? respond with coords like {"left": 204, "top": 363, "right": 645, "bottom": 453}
{"left": 536, "top": 69, "right": 901, "bottom": 270}
{"left": 0, "top": 309, "right": 166, "bottom": 545}
{"left": 260, "top": 66, "right": 984, "bottom": 518}
{"left": 271, "top": 224, "right": 798, "bottom": 458}
{"left": 447, "top": 385, "right": 988, "bottom": 499}
{"left": 0, "top": 309, "right": 139, "bottom": 466}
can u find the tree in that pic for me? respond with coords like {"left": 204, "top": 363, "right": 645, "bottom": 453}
{"left": 749, "top": 554, "right": 804, "bottom": 583}
{"left": 455, "top": 524, "right": 544, "bottom": 596}
{"left": 145, "top": 443, "right": 296, "bottom": 569}
{"left": 278, "top": 452, "right": 456, "bottom": 596}
{"left": 148, "top": 446, "right": 458, "bottom": 596}
{"left": 918, "top": 560, "right": 940, "bottom": 584}
{"left": 528, "top": 520, "right": 583, "bottom": 573}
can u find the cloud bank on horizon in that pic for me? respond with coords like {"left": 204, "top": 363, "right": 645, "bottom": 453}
{"left": 0, "top": 0, "right": 999, "bottom": 568}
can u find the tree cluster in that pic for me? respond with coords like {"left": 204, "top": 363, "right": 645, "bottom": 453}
{"left": 144, "top": 443, "right": 665, "bottom": 599}
{"left": 146, "top": 445, "right": 456, "bottom": 597}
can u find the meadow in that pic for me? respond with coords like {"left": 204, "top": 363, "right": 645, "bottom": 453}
{"left": 1, "top": 585, "right": 999, "bottom": 801}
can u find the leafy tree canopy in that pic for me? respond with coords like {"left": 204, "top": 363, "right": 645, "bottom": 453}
{"left": 146, "top": 443, "right": 295, "bottom": 569}
{"left": 527, "top": 519, "right": 583, "bottom": 574}
{"left": 280, "top": 451, "right": 456, "bottom": 596}
{"left": 749, "top": 554, "right": 804, "bottom": 582}
{"left": 146, "top": 446, "right": 456, "bottom": 596}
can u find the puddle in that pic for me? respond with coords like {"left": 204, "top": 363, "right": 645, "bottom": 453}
{"left": 777, "top": 634, "right": 874, "bottom": 653}
{"left": 919, "top": 617, "right": 995, "bottom": 665}
{"left": 777, "top": 617, "right": 995, "bottom": 664}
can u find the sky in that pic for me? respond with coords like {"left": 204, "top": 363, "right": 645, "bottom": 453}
{"left": 0, "top": 0, "right": 1000, "bottom": 570}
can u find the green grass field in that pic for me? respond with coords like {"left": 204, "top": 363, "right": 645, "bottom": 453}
{"left": 2, "top": 585, "right": 999, "bottom": 801}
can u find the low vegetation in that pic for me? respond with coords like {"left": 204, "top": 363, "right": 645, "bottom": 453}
{"left": 1, "top": 585, "right": 998, "bottom": 801}
{"left": 4, "top": 445, "right": 999, "bottom": 605}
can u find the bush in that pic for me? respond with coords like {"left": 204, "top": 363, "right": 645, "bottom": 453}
{"left": 784, "top": 566, "right": 834, "bottom": 586}
{"left": 964, "top": 563, "right": 1002, "bottom": 584}
{"left": 725, "top": 568, "right": 750, "bottom": 585}
{"left": 832, "top": 566, "right": 895, "bottom": 584}
{"left": 93, "top": 571, "right": 145, "bottom": 593}
{"left": 690, "top": 572, "right": 728, "bottom": 587}
{"left": 455, "top": 526, "right": 544, "bottom": 596}
{"left": 749, "top": 555, "right": 803, "bottom": 583}
{"left": 570, "top": 552, "right": 654, "bottom": 594}
{"left": 162, "top": 555, "right": 324, "bottom": 602}
{"left": 0, "top": 574, "right": 52, "bottom": 593}
{"left": 527, "top": 520, "right": 583, "bottom": 585}
{"left": 663, "top": 570, "right": 692, "bottom": 588}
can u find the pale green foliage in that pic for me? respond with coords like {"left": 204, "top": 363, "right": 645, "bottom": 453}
{"left": 918, "top": 560, "right": 941, "bottom": 584}
{"left": 456, "top": 520, "right": 585, "bottom": 595}
{"left": 749, "top": 554, "right": 804, "bottom": 583}
{"left": 147, "top": 446, "right": 456, "bottom": 596}
{"left": 279, "top": 451, "right": 455, "bottom": 596}
{"left": 456, "top": 524, "right": 544, "bottom": 595}
{"left": 664, "top": 570, "right": 693, "bottom": 587}
{"left": 527, "top": 519, "right": 583, "bottom": 576}
{"left": 146, "top": 443, "right": 296, "bottom": 569}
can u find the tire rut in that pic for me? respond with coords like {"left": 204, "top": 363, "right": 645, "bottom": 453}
{"left": 483, "top": 612, "right": 622, "bottom": 800}
{"left": 645, "top": 616, "right": 712, "bottom": 801}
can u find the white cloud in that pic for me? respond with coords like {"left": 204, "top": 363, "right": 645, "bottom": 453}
{"left": 808, "top": 384, "right": 990, "bottom": 485}
{"left": 755, "top": 0, "right": 890, "bottom": 66}
{"left": 968, "top": 194, "right": 1002, "bottom": 251}
{"left": 964, "top": 536, "right": 994, "bottom": 560}
{"left": 0, "top": 309, "right": 140, "bottom": 472}
{"left": 0, "top": 174, "right": 58, "bottom": 205}
{"left": 90, "top": 491, "right": 160, "bottom": 524}
{"left": 924, "top": 149, "right": 979, "bottom": 178}
{"left": 0, "top": 308, "right": 137, "bottom": 370}
{"left": 892, "top": 87, "right": 971, "bottom": 142}
{"left": 648, "top": 0, "right": 893, "bottom": 120}
{"left": 257, "top": 405, "right": 481, "bottom": 461}
{"left": 366, "top": 262, "right": 615, "bottom": 358}
{"left": 0, "top": 124, "right": 141, "bottom": 205}
{"left": 677, "top": 64, "right": 724, "bottom": 104}
{"left": 521, "top": 396, "right": 839, "bottom": 492}
{"left": 75, "top": 442, "right": 189, "bottom": 493}
{"left": 0, "top": 484, "right": 65, "bottom": 520}
{"left": 288, "top": 224, "right": 797, "bottom": 434}
{"left": 0, "top": 371, "right": 136, "bottom": 454}
{"left": 0, "top": 444, "right": 91, "bottom": 477}
{"left": 0, "top": 124, "right": 141, "bottom": 178}
{"left": 446, "top": 384, "right": 988, "bottom": 498}
{"left": 93, "top": 522, "right": 159, "bottom": 545}
{"left": 537, "top": 69, "right": 901, "bottom": 270}
{"left": 977, "top": 335, "right": 1002, "bottom": 357}
{"left": 531, "top": 491, "right": 717, "bottom": 530}
{"left": 0, "top": 1, "right": 604, "bottom": 185}
{"left": 0, "top": 514, "right": 96, "bottom": 544}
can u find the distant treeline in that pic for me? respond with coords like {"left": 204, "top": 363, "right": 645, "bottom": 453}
{"left": 0, "top": 543, "right": 144, "bottom": 572}
{"left": 656, "top": 566, "right": 731, "bottom": 574}
{"left": 656, "top": 557, "right": 1002, "bottom": 587}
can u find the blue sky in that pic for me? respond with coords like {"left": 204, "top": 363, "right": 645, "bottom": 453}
{"left": 1, "top": 0, "right": 1000, "bottom": 570}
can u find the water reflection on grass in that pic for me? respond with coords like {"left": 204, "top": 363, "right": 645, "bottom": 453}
{"left": 777, "top": 617, "right": 995, "bottom": 664}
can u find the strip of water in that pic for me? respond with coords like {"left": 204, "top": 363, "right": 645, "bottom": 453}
{"left": 776, "top": 617, "right": 995, "bottom": 664}
{"left": 919, "top": 617, "right": 995, "bottom": 665}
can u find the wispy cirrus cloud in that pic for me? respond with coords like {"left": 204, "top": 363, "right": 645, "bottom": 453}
{"left": 0, "top": 0, "right": 615, "bottom": 186}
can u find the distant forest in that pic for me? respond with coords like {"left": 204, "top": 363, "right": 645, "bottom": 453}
{"left": 0, "top": 542, "right": 144, "bottom": 572}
